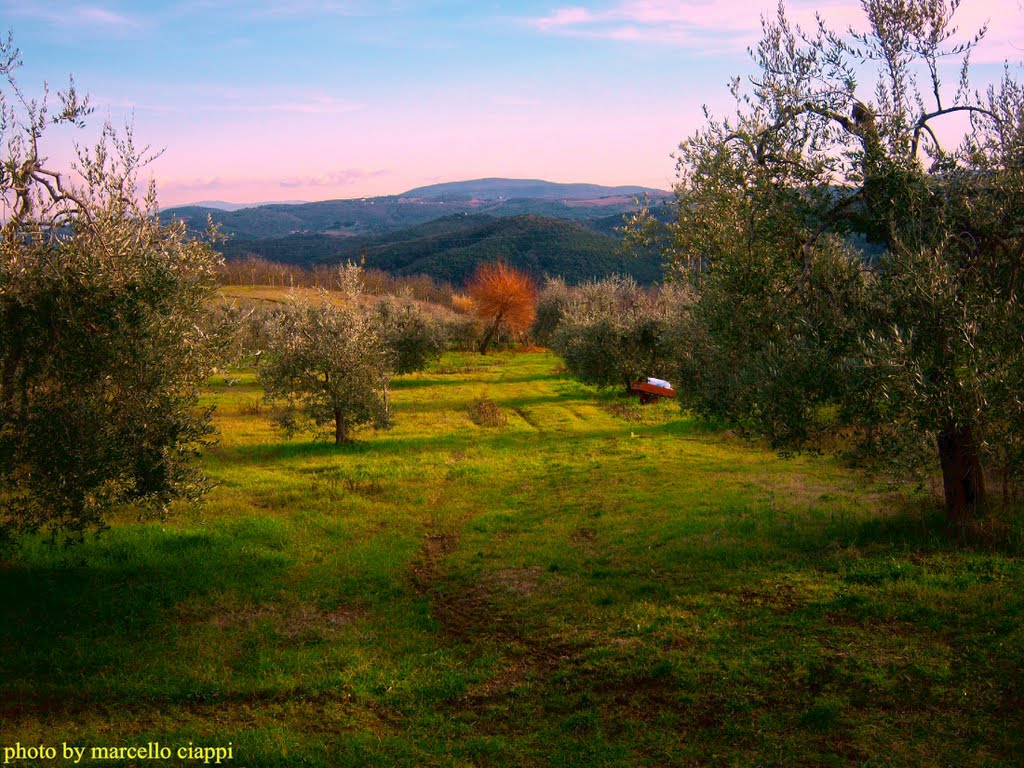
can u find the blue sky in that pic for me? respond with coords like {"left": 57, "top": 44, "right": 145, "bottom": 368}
{"left": 5, "top": 1, "right": 1022, "bottom": 205}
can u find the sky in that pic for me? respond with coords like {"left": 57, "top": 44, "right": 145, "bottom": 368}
{"left": 4, "top": 0, "right": 1024, "bottom": 206}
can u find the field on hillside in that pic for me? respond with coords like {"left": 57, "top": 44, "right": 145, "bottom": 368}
{"left": 3, "top": 351, "right": 1022, "bottom": 767}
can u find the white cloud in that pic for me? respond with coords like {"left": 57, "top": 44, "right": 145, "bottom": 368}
{"left": 522, "top": 0, "right": 1024, "bottom": 59}
{"left": 78, "top": 6, "right": 140, "bottom": 27}
{"left": 3, "top": 3, "right": 143, "bottom": 30}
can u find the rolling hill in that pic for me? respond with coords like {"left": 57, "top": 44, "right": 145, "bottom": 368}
{"left": 161, "top": 178, "right": 671, "bottom": 241}
{"left": 221, "top": 213, "right": 662, "bottom": 285}
{"left": 165, "top": 178, "right": 670, "bottom": 285}
{"left": 400, "top": 178, "right": 665, "bottom": 201}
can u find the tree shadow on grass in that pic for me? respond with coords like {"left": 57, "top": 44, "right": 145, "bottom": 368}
{"left": 0, "top": 519, "right": 294, "bottom": 717}
{"left": 208, "top": 423, "right": 676, "bottom": 468}
{"left": 389, "top": 377, "right": 478, "bottom": 390}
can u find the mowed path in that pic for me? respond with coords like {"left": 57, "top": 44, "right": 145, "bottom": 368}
{"left": 3, "top": 351, "right": 1022, "bottom": 767}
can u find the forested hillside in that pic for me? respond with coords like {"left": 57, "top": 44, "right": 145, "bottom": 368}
{"left": 221, "top": 213, "right": 662, "bottom": 284}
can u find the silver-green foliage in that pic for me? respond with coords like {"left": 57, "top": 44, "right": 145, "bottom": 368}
{"left": 531, "top": 277, "right": 572, "bottom": 347}
{"left": 0, "top": 39, "right": 221, "bottom": 546}
{"left": 259, "top": 293, "right": 393, "bottom": 444}
{"left": 636, "top": 0, "right": 1024, "bottom": 521}
{"left": 374, "top": 295, "right": 448, "bottom": 375}
{"left": 551, "top": 276, "right": 692, "bottom": 391}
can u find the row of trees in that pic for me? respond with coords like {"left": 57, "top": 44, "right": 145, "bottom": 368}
{"left": 218, "top": 255, "right": 456, "bottom": 307}
{"left": 623, "top": 0, "right": 1024, "bottom": 524}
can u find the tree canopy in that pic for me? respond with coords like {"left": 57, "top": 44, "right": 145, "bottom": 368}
{"left": 259, "top": 285, "right": 393, "bottom": 445}
{"left": 0, "top": 37, "right": 222, "bottom": 547}
{"left": 466, "top": 260, "right": 537, "bottom": 354}
{"left": 636, "top": 0, "right": 1024, "bottom": 525}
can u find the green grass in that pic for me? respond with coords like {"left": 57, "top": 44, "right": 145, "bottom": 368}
{"left": 3, "top": 351, "right": 1022, "bottom": 767}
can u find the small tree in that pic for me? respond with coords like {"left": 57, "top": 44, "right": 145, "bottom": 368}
{"left": 552, "top": 277, "right": 691, "bottom": 391}
{"left": 0, "top": 39, "right": 221, "bottom": 548}
{"left": 260, "top": 294, "right": 392, "bottom": 444}
{"left": 531, "top": 276, "right": 572, "bottom": 347}
{"left": 466, "top": 260, "right": 537, "bottom": 354}
{"left": 375, "top": 295, "right": 448, "bottom": 375}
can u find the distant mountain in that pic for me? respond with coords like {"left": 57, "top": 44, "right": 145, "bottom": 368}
{"left": 221, "top": 213, "right": 662, "bottom": 285}
{"left": 400, "top": 178, "right": 666, "bottom": 202}
{"left": 163, "top": 197, "right": 460, "bottom": 239}
{"left": 162, "top": 178, "right": 669, "bottom": 284}
{"left": 160, "top": 178, "right": 671, "bottom": 241}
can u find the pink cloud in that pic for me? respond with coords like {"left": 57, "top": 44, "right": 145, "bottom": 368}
{"left": 533, "top": 7, "right": 597, "bottom": 31}
{"left": 155, "top": 168, "right": 394, "bottom": 205}
{"left": 279, "top": 168, "right": 391, "bottom": 189}
{"left": 526, "top": 0, "right": 760, "bottom": 47}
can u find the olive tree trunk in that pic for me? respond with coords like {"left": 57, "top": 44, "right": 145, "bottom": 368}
{"left": 334, "top": 408, "right": 347, "bottom": 444}
{"left": 937, "top": 422, "right": 986, "bottom": 525}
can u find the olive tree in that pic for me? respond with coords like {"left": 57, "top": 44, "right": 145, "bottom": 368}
{"left": 638, "top": 0, "right": 1024, "bottom": 524}
{"left": 551, "top": 277, "right": 691, "bottom": 392}
{"left": 259, "top": 294, "right": 392, "bottom": 444}
{"left": 531, "top": 276, "right": 572, "bottom": 347}
{"left": 374, "top": 294, "right": 448, "bottom": 375}
{"left": 0, "top": 38, "right": 222, "bottom": 547}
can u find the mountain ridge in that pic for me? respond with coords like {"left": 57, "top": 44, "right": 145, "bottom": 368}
{"left": 160, "top": 178, "right": 670, "bottom": 240}
{"left": 164, "top": 178, "right": 670, "bottom": 285}
{"left": 398, "top": 178, "right": 666, "bottom": 201}
{"left": 181, "top": 199, "right": 309, "bottom": 212}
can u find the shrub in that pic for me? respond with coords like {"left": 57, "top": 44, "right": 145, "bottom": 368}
{"left": 374, "top": 295, "right": 449, "bottom": 375}
{"left": 551, "top": 277, "right": 692, "bottom": 391}
{"left": 450, "top": 292, "right": 476, "bottom": 315}
{"left": 468, "top": 398, "right": 507, "bottom": 428}
{"left": 531, "top": 276, "right": 572, "bottom": 347}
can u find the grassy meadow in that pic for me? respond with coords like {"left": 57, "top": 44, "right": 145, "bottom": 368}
{"left": 2, "top": 349, "right": 1023, "bottom": 767}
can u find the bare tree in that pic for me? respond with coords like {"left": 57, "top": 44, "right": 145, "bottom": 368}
{"left": 466, "top": 260, "right": 537, "bottom": 354}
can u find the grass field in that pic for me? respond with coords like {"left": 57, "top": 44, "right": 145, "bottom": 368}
{"left": 3, "top": 350, "right": 1022, "bottom": 767}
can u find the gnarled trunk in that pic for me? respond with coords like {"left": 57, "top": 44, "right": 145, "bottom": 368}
{"left": 334, "top": 408, "right": 347, "bottom": 444}
{"left": 936, "top": 422, "right": 986, "bottom": 525}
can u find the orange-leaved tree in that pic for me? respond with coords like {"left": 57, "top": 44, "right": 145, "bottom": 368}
{"left": 466, "top": 261, "right": 537, "bottom": 354}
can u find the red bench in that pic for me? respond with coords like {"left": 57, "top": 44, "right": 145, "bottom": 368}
{"left": 630, "top": 380, "right": 676, "bottom": 404}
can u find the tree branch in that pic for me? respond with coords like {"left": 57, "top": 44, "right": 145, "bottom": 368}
{"left": 912, "top": 104, "right": 997, "bottom": 156}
